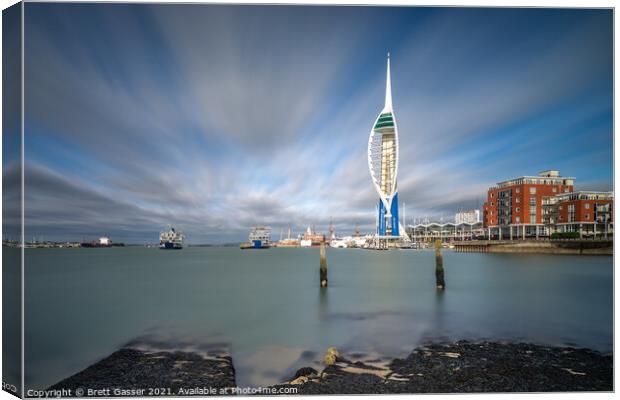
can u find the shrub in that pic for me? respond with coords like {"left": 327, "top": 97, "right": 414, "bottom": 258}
{"left": 551, "top": 231, "right": 581, "bottom": 239}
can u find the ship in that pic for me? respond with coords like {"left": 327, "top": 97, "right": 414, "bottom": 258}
{"left": 329, "top": 234, "right": 371, "bottom": 249}
{"left": 159, "top": 227, "right": 184, "bottom": 249}
{"left": 275, "top": 225, "right": 300, "bottom": 248}
{"left": 80, "top": 236, "right": 116, "bottom": 248}
{"left": 300, "top": 226, "right": 325, "bottom": 247}
{"left": 350, "top": 225, "right": 371, "bottom": 248}
{"left": 329, "top": 237, "right": 349, "bottom": 248}
{"left": 240, "top": 226, "right": 271, "bottom": 249}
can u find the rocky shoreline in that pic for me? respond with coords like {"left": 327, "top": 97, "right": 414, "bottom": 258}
{"left": 48, "top": 341, "right": 612, "bottom": 395}
{"left": 276, "top": 341, "right": 613, "bottom": 394}
{"left": 48, "top": 348, "right": 236, "bottom": 395}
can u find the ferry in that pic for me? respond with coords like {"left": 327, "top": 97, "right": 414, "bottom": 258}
{"left": 240, "top": 226, "right": 271, "bottom": 249}
{"left": 159, "top": 227, "right": 184, "bottom": 249}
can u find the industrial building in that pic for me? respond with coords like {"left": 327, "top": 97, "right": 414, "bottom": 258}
{"left": 407, "top": 222, "right": 484, "bottom": 242}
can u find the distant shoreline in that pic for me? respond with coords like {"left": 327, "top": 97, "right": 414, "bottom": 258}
{"left": 5, "top": 240, "right": 614, "bottom": 255}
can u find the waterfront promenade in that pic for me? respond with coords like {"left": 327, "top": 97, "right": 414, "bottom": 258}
{"left": 453, "top": 238, "right": 612, "bottom": 255}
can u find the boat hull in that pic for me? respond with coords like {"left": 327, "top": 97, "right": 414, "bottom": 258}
{"left": 159, "top": 242, "right": 183, "bottom": 250}
{"left": 240, "top": 240, "right": 270, "bottom": 249}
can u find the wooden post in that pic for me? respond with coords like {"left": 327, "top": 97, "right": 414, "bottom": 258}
{"left": 320, "top": 241, "right": 328, "bottom": 288}
{"left": 435, "top": 239, "right": 445, "bottom": 290}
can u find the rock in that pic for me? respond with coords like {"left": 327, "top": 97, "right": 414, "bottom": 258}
{"left": 324, "top": 353, "right": 337, "bottom": 365}
{"left": 326, "top": 347, "right": 340, "bottom": 357}
{"left": 48, "top": 348, "right": 236, "bottom": 394}
{"left": 290, "top": 367, "right": 318, "bottom": 380}
{"left": 561, "top": 368, "right": 587, "bottom": 376}
{"left": 323, "top": 347, "right": 340, "bottom": 365}
{"left": 272, "top": 341, "right": 612, "bottom": 394}
{"left": 289, "top": 375, "right": 309, "bottom": 385}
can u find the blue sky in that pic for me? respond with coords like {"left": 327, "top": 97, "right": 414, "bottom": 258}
{"left": 8, "top": 4, "right": 613, "bottom": 243}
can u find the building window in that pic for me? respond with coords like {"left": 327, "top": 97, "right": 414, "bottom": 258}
{"left": 529, "top": 205, "right": 536, "bottom": 224}
{"left": 568, "top": 204, "right": 575, "bottom": 223}
{"left": 529, "top": 197, "right": 536, "bottom": 206}
{"left": 530, "top": 187, "right": 537, "bottom": 194}
{"left": 516, "top": 216, "right": 520, "bottom": 223}
{"left": 585, "top": 214, "right": 590, "bottom": 219}
{"left": 516, "top": 198, "right": 520, "bottom": 203}
{"left": 516, "top": 188, "right": 520, "bottom": 194}
{"left": 491, "top": 202, "right": 494, "bottom": 206}
{"left": 595, "top": 203, "right": 611, "bottom": 223}
{"left": 516, "top": 207, "right": 520, "bottom": 212}
{"left": 585, "top": 203, "right": 590, "bottom": 209}
{"left": 552, "top": 187, "right": 557, "bottom": 193}
{"left": 491, "top": 193, "right": 494, "bottom": 198}
{"left": 559, "top": 205, "right": 563, "bottom": 210}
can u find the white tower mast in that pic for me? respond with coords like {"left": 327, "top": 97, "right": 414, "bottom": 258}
{"left": 368, "top": 53, "right": 400, "bottom": 236}
{"left": 383, "top": 52, "right": 393, "bottom": 113}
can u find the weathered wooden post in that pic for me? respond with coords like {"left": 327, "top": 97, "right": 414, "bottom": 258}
{"left": 320, "top": 240, "right": 328, "bottom": 288}
{"left": 435, "top": 239, "right": 445, "bottom": 290}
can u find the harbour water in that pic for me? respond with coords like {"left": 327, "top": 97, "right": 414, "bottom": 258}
{"left": 19, "top": 247, "right": 612, "bottom": 390}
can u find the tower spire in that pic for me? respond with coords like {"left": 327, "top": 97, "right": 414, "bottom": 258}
{"left": 383, "top": 52, "right": 393, "bottom": 113}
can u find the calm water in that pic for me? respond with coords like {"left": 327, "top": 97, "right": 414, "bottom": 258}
{"left": 21, "top": 247, "right": 612, "bottom": 390}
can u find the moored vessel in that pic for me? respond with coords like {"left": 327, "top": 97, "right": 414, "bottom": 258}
{"left": 275, "top": 226, "right": 300, "bottom": 247}
{"left": 81, "top": 236, "right": 114, "bottom": 248}
{"left": 329, "top": 238, "right": 349, "bottom": 248}
{"left": 159, "top": 227, "right": 184, "bottom": 249}
{"left": 300, "top": 226, "right": 325, "bottom": 247}
{"left": 240, "top": 226, "right": 271, "bottom": 249}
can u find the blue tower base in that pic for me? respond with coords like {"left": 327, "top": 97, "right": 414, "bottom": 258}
{"left": 378, "top": 200, "right": 386, "bottom": 235}
{"left": 377, "top": 193, "right": 399, "bottom": 236}
{"left": 391, "top": 192, "right": 399, "bottom": 236}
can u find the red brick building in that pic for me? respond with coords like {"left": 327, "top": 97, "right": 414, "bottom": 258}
{"left": 482, "top": 170, "right": 575, "bottom": 239}
{"left": 543, "top": 191, "right": 613, "bottom": 237}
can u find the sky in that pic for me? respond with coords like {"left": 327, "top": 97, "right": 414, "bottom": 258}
{"left": 3, "top": 4, "right": 613, "bottom": 244}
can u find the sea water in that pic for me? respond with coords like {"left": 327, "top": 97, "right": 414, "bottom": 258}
{"left": 17, "top": 247, "right": 612, "bottom": 389}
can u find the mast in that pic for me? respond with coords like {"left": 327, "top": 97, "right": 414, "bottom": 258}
{"left": 383, "top": 52, "right": 393, "bottom": 113}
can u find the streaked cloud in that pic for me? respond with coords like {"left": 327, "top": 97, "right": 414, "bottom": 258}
{"left": 15, "top": 4, "right": 612, "bottom": 243}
